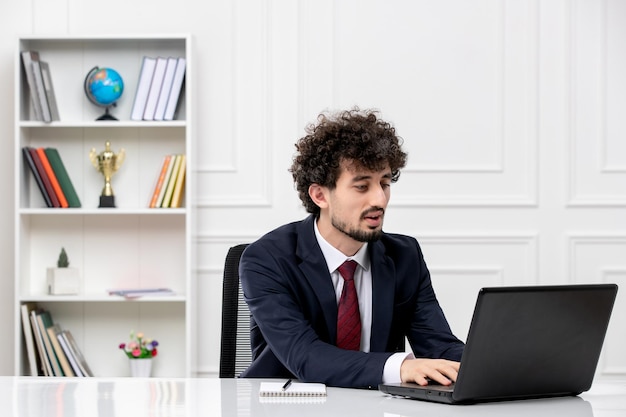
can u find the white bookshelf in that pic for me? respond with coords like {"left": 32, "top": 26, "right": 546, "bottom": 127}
{"left": 13, "top": 35, "right": 194, "bottom": 377}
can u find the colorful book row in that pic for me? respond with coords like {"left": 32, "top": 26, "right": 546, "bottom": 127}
{"left": 20, "top": 302, "right": 94, "bottom": 377}
{"left": 149, "top": 154, "right": 186, "bottom": 208}
{"left": 130, "top": 56, "right": 186, "bottom": 121}
{"left": 21, "top": 50, "right": 60, "bottom": 122}
{"left": 22, "top": 147, "right": 81, "bottom": 208}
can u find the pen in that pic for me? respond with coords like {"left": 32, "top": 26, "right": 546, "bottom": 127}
{"left": 281, "top": 379, "right": 293, "bottom": 391}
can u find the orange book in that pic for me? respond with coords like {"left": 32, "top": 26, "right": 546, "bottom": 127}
{"left": 36, "top": 147, "right": 68, "bottom": 208}
{"left": 149, "top": 155, "right": 172, "bottom": 208}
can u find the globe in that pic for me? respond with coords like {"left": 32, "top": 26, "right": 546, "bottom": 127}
{"left": 84, "top": 66, "right": 124, "bottom": 120}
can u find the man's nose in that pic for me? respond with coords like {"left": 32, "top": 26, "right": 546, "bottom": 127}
{"left": 369, "top": 186, "right": 389, "bottom": 206}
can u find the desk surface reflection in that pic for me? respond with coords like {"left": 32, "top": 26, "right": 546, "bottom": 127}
{"left": 3, "top": 377, "right": 625, "bottom": 417}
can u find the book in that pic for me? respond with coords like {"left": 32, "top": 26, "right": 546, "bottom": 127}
{"left": 169, "top": 154, "right": 186, "bottom": 208}
{"left": 143, "top": 57, "right": 168, "bottom": 120}
{"left": 163, "top": 57, "right": 186, "bottom": 121}
{"left": 22, "top": 147, "right": 52, "bottom": 207}
{"left": 31, "top": 58, "right": 52, "bottom": 122}
{"left": 107, "top": 287, "right": 175, "bottom": 299}
{"left": 57, "top": 332, "right": 84, "bottom": 377}
{"left": 30, "top": 310, "right": 51, "bottom": 376}
{"left": 63, "top": 330, "right": 94, "bottom": 377}
{"left": 258, "top": 381, "right": 327, "bottom": 397}
{"left": 39, "top": 61, "right": 60, "bottom": 121}
{"left": 36, "top": 310, "right": 64, "bottom": 376}
{"left": 155, "top": 154, "right": 177, "bottom": 207}
{"left": 46, "top": 325, "right": 75, "bottom": 377}
{"left": 149, "top": 154, "right": 172, "bottom": 208}
{"left": 28, "top": 147, "right": 60, "bottom": 207}
{"left": 130, "top": 56, "right": 157, "bottom": 120}
{"left": 21, "top": 50, "right": 44, "bottom": 121}
{"left": 153, "top": 57, "right": 178, "bottom": 121}
{"left": 44, "top": 148, "right": 81, "bottom": 207}
{"left": 20, "top": 302, "right": 41, "bottom": 376}
{"left": 36, "top": 147, "right": 68, "bottom": 208}
{"left": 161, "top": 154, "right": 182, "bottom": 208}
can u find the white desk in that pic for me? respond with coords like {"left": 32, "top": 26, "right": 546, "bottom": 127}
{"left": 1, "top": 377, "right": 624, "bottom": 416}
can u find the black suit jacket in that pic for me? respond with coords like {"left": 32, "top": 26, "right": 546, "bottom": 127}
{"left": 239, "top": 215, "right": 464, "bottom": 388}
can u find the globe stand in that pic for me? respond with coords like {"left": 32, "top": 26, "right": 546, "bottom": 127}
{"left": 96, "top": 106, "right": 118, "bottom": 121}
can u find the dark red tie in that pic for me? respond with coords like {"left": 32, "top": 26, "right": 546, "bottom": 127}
{"left": 336, "top": 260, "right": 361, "bottom": 351}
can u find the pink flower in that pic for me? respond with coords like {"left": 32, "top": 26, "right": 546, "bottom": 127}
{"left": 120, "top": 330, "right": 159, "bottom": 359}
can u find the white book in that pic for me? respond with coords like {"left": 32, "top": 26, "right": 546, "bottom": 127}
{"left": 63, "top": 330, "right": 94, "bottom": 377}
{"left": 30, "top": 311, "right": 52, "bottom": 376}
{"left": 142, "top": 57, "right": 168, "bottom": 120}
{"left": 108, "top": 287, "right": 175, "bottom": 299}
{"left": 163, "top": 57, "right": 186, "bottom": 121}
{"left": 130, "top": 56, "right": 157, "bottom": 120}
{"left": 20, "top": 303, "right": 39, "bottom": 376}
{"left": 40, "top": 61, "right": 60, "bottom": 121}
{"left": 21, "top": 50, "right": 44, "bottom": 121}
{"left": 153, "top": 57, "right": 178, "bottom": 121}
{"left": 31, "top": 60, "right": 52, "bottom": 122}
{"left": 57, "top": 332, "right": 84, "bottom": 377}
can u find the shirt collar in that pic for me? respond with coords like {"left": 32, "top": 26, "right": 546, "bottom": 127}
{"left": 313, "top": 218, "right": 370, "bottom": 273}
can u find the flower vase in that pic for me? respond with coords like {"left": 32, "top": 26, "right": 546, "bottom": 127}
{"left": 129, "top": 358, "right": 152, "bottom": 377}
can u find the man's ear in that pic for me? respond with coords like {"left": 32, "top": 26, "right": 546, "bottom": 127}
{"left": 308, "top": 184, "right": 328, "bottom": 209}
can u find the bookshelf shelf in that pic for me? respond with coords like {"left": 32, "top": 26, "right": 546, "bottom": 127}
{"left": 19, "top": 208, "right": 187, "bottom": 215}
{"left": 19, "top": 121, "right": 187, "bottom": 128}
{"left": 14, "top": 35, "right": 193, "bottom": 378}
{"left": 19, "top": 295, "right": 187, "bottom": 303}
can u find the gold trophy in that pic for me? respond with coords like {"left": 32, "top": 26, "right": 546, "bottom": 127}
{"left": 89, "top": 141, "right": 125, "bottom": 207}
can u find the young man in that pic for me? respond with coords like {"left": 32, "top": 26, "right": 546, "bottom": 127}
{"left": 239, "top": 108, "right": 464, "bottom": 388}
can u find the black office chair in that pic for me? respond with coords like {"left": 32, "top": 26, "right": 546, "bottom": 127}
{"left": 219, "top": 244, "right": 252, "bottom": 378}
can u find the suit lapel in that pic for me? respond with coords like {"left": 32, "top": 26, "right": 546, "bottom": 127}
{"left": 369, "top": 242, "right": 395, "bottom": 352}
{"left": 296, "top": 216, "right": 339, "bottom": 342}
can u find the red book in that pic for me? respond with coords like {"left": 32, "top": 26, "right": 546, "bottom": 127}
{"left": 36, "top": 147, "right": 68, "bottom": 208}
{"left": 28, "top": 147, "right": 60, "bottom": 207}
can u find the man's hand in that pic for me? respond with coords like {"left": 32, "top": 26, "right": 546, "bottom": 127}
{"left": 400, "top": 358, "right": 460, "bottom": 386}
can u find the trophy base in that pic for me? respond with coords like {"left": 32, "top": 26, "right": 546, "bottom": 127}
{"left": 99, "top": 195, "right": 116, "bottom": 208}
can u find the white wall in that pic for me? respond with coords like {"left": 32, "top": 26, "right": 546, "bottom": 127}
{"left": 1, "top": 0, "right": 624, "bottom": 378}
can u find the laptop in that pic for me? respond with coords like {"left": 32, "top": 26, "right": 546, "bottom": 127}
{"left": 379, "top": 284, "right": 618, "bottom": 405}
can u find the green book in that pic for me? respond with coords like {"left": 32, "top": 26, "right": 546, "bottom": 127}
{"left": 44, "top": 148, "right": 81, "bottom": 207}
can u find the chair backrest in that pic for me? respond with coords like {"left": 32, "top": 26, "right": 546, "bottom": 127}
{"left": 219, "top": 244, "right": 252, "bottom": 378}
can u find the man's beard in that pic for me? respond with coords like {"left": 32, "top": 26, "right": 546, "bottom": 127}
{"left": 331, "top": 210, "right": 384, "bottom": 243}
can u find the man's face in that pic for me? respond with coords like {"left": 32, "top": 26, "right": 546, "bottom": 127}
{"left": 326, "top": 161, "right": 392, "bottom": 244}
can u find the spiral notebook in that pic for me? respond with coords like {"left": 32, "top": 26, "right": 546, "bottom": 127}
{"left": 259, "top": 381, "right": 326, "bottom": 397}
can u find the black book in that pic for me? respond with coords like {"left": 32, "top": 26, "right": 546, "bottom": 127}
{"left": 22, "top": 146, "right": 52, "bottom": 207}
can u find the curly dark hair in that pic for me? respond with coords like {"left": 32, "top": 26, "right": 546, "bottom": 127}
{"left": 290, "top": 107, "right": 408, "bottom": 214}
